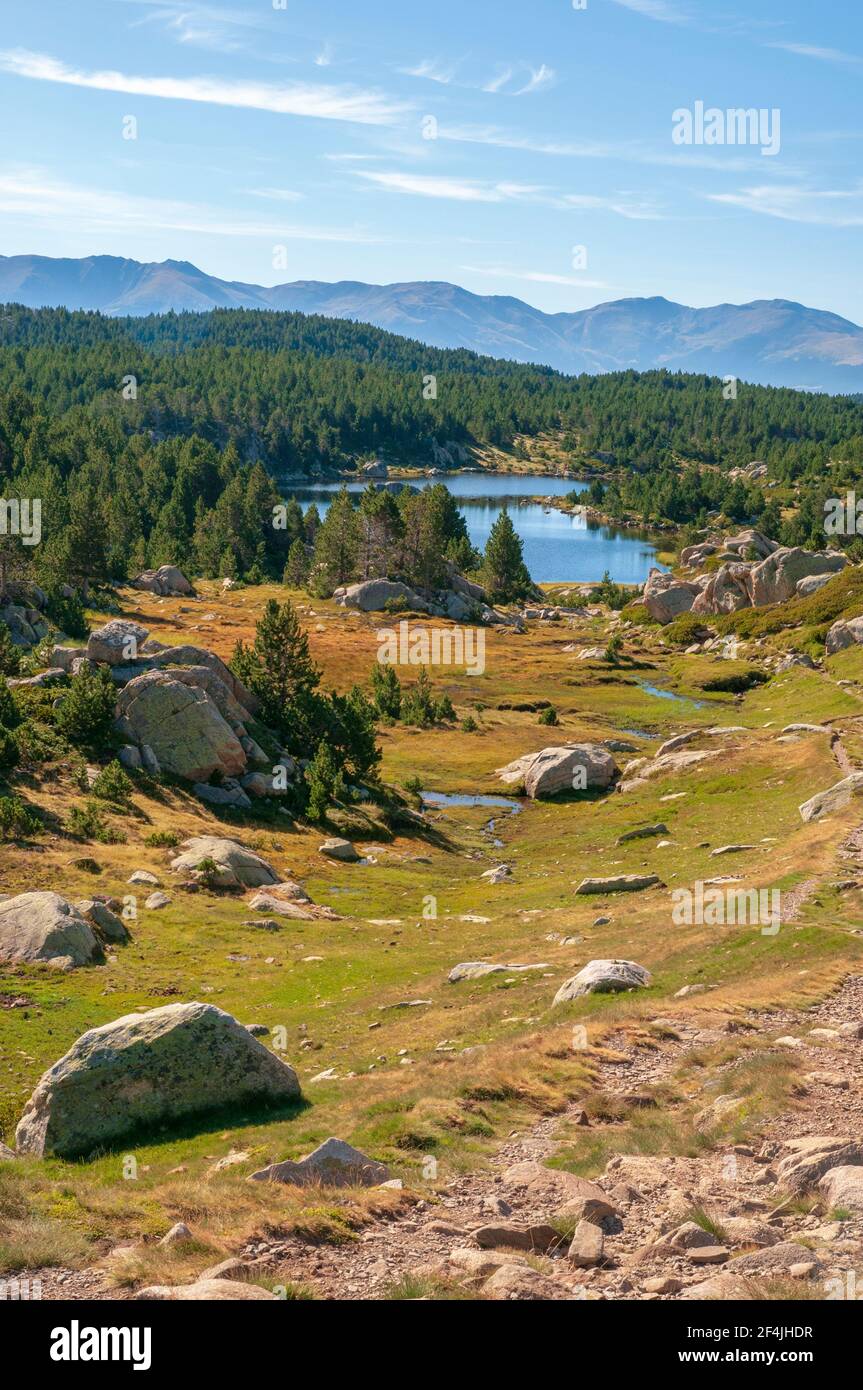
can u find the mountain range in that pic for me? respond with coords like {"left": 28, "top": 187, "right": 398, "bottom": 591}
{"left": 2, "top": 253, "right": 862, "bottom": 394}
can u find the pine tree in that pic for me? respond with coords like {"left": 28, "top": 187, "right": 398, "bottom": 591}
{"left": 482, "top": 509, "right": 532, "bottom": 602}
{"left": 283, "top": 538, "right": 310, "bottom": 589}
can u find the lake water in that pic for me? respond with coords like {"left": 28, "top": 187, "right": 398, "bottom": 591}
{"left": 284, "top": 474, "right": 666, "bottom": 585}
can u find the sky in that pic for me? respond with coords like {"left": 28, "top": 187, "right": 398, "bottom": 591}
{"left": 0, "top": 0, "right": 861, "bottom": 320}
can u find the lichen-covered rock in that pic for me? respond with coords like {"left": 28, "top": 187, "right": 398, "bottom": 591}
{"left": 0, "top": 892, "right": 103, "bottom": 969}
{"left": 14, "top": 1001, "right": 301, "bottom": 1158}
{"left": 691, "top": 562, "right": 753, "bottom": 616}
{"left": 87, "top": 620, "right": 150, "bottom": 665}
{"left": 170, "top": 836, "right": 279, "bottom": 888}
{"left": 75, "top": 899, "right": 130, "bottom": 945}
{"left": 115, "top": 670, "right": 246, "bottom": 783}
{"left": 553, "top": 959, "right": 652, "bottom": 1005}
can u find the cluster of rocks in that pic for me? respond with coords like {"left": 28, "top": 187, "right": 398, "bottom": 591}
{"left": 644, "top": 531, "right": 847, "bottom": 624}
{"left": 333, "top": 574, "right": 524, "bottom": 627}
{"left": 50, "top": 619, "right": 297, "bottom": 806}
{"left": 131, "top": 564, "right": 195, "bottom": 598}
{"left": 0, "top": 580, "right": 51, "bottom": 649}
{"left": 0, "top": 890, "right": 130, "bottom": 970}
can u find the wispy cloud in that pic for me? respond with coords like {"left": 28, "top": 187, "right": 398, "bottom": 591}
{"left": 437, "top": 121, "right": 761, "bottom": 170}
{"left": 0, "top": 165, "right": 384, "bottom": 241}
{"left": 0, "top": 49, "right": 409, "bottom": 125}
{"left": 353, "top": 167, "right": 663, "bottom": 219}
{"left": 315, "top": 42, "right": 334, "bottom": 68}
{"left": 610, "top": 0, "right": 689, "bottom": 24}
{"left": 709, "top": 182, "right": 863, "bottom": 227}
{"left": 400, "top": 58, "right": 457, "bottom": 86}
{"left": 769, "top": 42, "right": 860, "bottom": 66}
{"left": 461, "top": 264, "right": 614, "bottom": 290}
{"left": 482, "top": 67, "right": 513, "bottom": 94}
{"left": 352, "top": 170, "right": 538, "bottom": 203}
{"left": 514, "top": 65, "right": 556, "bottom": 96}
{"left": 246, "top": 186, "right": 304, "bottom": 202}
{"left": 123, "top": 0, "right": 269, "bottom": 54}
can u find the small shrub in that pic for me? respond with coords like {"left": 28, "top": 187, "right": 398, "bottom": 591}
{"left": 461, "top": 715, "right": 479, "bottom": 733}
{"left": 0, "top": 627, "right": 21, "bottom": 676}
{"left": 144, "top": 830, "right": 179, "bottom": 848}
{"left": 0, "top": 795, "right": 42, "bottom": 840}
{"left": 91, "top": 760, "right": 133, "bottom": 806}
{"left": 65, "top": 799, "right": 126, "bottom": 844}
{"left": 54, "top": 668, "right": 116, "bottom": 746}
{"left": 538, "top": 705, "right": 558, "bottom": 727}
{"left": 0, "top": 728, "right": 19, "bottom": 771}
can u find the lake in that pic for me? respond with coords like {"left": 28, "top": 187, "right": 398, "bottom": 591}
{"left": 283, "top": 474, "right": 666, "bottom": 585}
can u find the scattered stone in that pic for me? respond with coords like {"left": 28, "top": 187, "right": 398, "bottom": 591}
{"left": 553, "top": 959, "right": 652, "bottom": 1005}
{"left": 568, "top": 1220, "right": 604, "bottom": 1268}
{"left": 318, "top": 838, "right": 360, "bottom": 863}
{"left": 250, "top": 1137, "right": 388, "bottom": 1188}
{"left": 575, "top": 875, "right": 660, "bottom": 895}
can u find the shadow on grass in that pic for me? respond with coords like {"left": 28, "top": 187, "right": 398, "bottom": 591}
{"left": 60, "top": 1093, "right": 311, "bottom": 1164}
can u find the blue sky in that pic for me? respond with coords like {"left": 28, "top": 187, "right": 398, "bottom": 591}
{"left": 1, "top": 0, "right": 862, "bottom": 319}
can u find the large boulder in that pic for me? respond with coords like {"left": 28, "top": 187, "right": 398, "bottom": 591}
{"left": 722, "top": 528, "right": 777, "bottom": 560}
{"left": 691, "top": 563, "right": 753, "bottom": 616}
{"left": 798, "top": 772, "right": 863, "bottom": 823}
{"left": 747, "top": 547, "right": 846, "bottom": 607}
{"left": 497, "top": 744, "right": 618, "bottom": 798}
{"left": 250, "top": 1137, "right": 389, "bottom": 1187}
{"left": 575, "top": 874, "right": 660, "bottom": 894}
{"left": 0, "top": 892, "right": 104, "bottom": 969}
{"left": 115, "top": 671, "right": 246, "bottom": 783}
{"left": 642, "top": 569, "right": 701, "bottom": 625}
{"left": 132, "top": 565, "right": 194, "bottom": 597}
{"left": 825, "top": 615, "right": 863, "bottom": 655}
{"left": 14, "top": 1002, "right": 301, "bottom": 1158}
{"left": 170, "top": 837, "right": 279, "bottom": 888}
{"left": 86, "top": 620, "right": 149, "bottom": 665}
{"left": 553, "top": 959, "right": 652, "bottom": 1005}
{"left": 122, "top": 645, "right": 259, "bottom": 718}
{"left": 337, "top": 579, "right": 429, "bottom": 613}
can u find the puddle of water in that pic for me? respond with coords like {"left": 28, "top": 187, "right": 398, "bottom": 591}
{"left": 636, "top": 681, "right": 705, "bottom": 709}
{"left": 421, "top": 792, "right": 522, "bottom": 814}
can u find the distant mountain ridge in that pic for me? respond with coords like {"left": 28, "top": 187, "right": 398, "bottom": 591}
{"left": 2, "top": 253, "right": 862, "bottom": 393}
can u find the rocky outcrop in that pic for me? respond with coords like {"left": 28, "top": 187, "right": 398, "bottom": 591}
{"left": 132, "top": 565, "right": 194, "bottom": 597}
{"left": 0, "top": 892, "right": 104, "bottom": 969}
{"left": 169, "top": 837, "right": 279, "bottom": 888}
{"left": 496, "top": 744, "right": 618, "bottom": 798}
{"left": 336, "top": 579, "right": 429, "bottom": 613}
{"left": 14, "top": 1001, "right": 301, "bottom": 1158}
{"left": 448, "top": 961, "right": 549, "bottom": 983}
{"left": 775, "top": 1136, "right": 863, "bottom": 1192}
{"left": 136, "top": 1280, "right": 277, "bottom": 1301}
{"left": 115, "top": 670, "right": 246, "bottom": 783}
{"left": 747, "top": 547, "right": 846, "bottom": 607}
{"left": 642, "top": 569, "right": 701, "bottom": 624}
{"left": 691, "top": 563, "right": 753, "bottom": 616}
{"left": 617, "top": 749, "right": 721, "bottom": 792}
{"left": 553, "top": 959, "right": 652, "bottom": 1004}
{"left": 575, "top": 874, "right": 661, "bottom": 895}
{"left": 798, "top": 772, "right": 863, "bottom": 823}
{"left": 250, "top": 1137, "right": 389, "bottom": 1187}
{"left": 318, "top": 838, "right": 360, "bottom": 863}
